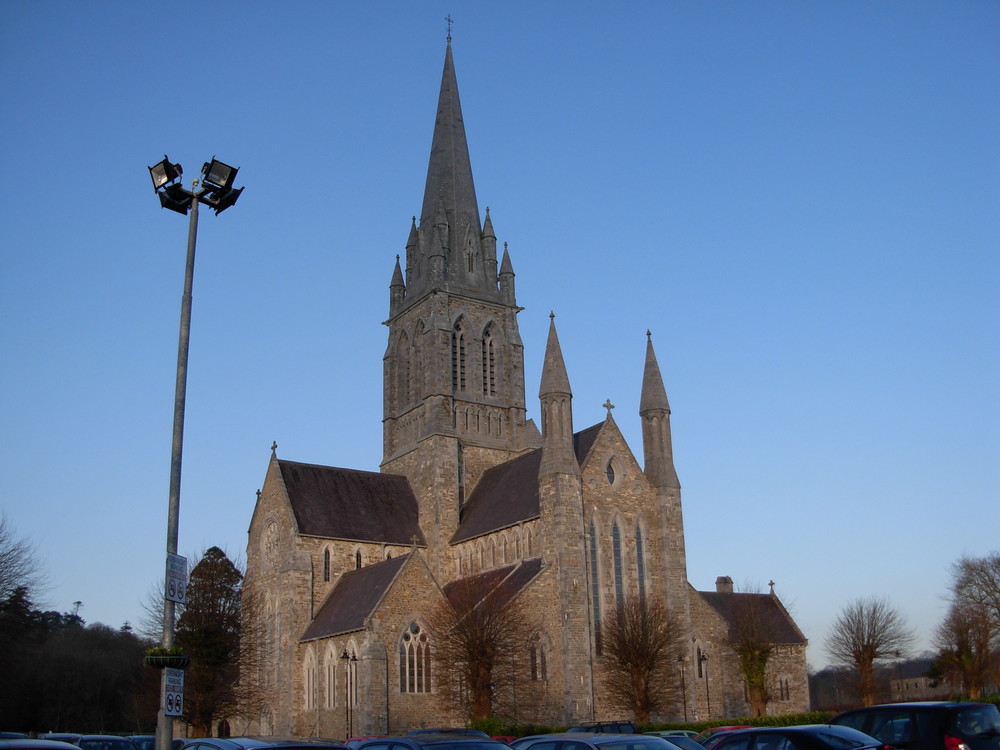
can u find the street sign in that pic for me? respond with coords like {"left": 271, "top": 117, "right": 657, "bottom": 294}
{"left": 164, "top": 667, "right": 184, "bottom": 717}
{"left": 165, "top": 553, "right": 187, "bottom": 604}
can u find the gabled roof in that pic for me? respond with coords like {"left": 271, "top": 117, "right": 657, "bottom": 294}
{"left": 442, "top": 557, "right": 545, "bottom": 610}
{"left": 697, "top": 591, "right": 807, "bottom": 645}
{"left": 278, "top": 459, "right": 426, "bottom": 545}
{"left": 450, "top": 425, "right": 601, "bottom": 544}
{"left": 301, "top": 553, "right": 412, "bottom": 641}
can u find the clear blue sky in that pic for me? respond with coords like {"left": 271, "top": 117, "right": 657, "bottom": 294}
{"left": 2, "top": 1, "right": 997, "bottom": 670}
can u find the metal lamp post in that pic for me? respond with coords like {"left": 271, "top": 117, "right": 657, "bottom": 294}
{"left": 341, "top": 649, "right": 357, "bottom": 738}
{"left": 148, "top": 155, "right": 243, "bottom": 750}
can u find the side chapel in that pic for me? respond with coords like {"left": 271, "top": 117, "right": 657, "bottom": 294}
{"left": 242, "top": 39, "right": 809, "bottom": 736}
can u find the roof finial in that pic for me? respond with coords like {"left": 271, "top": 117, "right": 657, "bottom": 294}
{"left": 549, "top": 310, "right": 555, "bottom": 321}
{"left": 271, "top": 440, "right": 277, "bottom": 454}
{"left": 604, "top": 399, "right": 615, "bottom": 414}
{"left": 646, "top": 329, "right": 652, "bottom": 339}
{"left": 445, "top": 14, "right": 454, "bottom": 43}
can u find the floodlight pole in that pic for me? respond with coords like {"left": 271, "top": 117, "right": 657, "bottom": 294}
{"left": 156, "top": 181, "right": 200, "bottom": 750}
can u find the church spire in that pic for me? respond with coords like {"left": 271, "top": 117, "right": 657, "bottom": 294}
{"left": 420, "top": 40, "right": 481, "bottom": 245}
{"left": 640, "top": 331, "right": 680, "bottom": 489}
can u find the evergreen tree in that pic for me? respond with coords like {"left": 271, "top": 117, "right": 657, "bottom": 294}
{"left": 176, "top": 546, "right": 243, "bottom": 736}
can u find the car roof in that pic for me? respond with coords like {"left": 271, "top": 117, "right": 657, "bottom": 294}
{"left": 0, "top": 743, "right": 82, "bottom": 750}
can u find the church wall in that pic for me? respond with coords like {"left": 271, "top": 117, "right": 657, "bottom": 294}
{"left": 688, "top": 591, "right": 810, "bottom": 719}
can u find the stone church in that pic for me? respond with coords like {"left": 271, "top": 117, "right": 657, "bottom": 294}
{"left": 242, "top": 39, "right": 808, "bottom": 736}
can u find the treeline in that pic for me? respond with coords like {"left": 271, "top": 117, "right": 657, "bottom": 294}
{"left": 0, "top": 586, "right": 160, "bottom": 733}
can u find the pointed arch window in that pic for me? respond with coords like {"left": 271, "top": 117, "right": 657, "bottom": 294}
{"left": 481, "top": 327, "right": 496, "bottom": 397}
{"left": 304, "top": 647, "right": 317, "bottom": 710}
{"left": 635, "top": 525, "right": 647, "bottom": 603}
{"left": 451, "top": 320, "right": 466, "bottom": 391}
{"left": 355, "top": 550, "right": 362, "bottom": 570}
{"left": 612, "top": 521, "right": 624, "bottom": 604}
{"left": 399, "top": 621, "right": 432, "bottom": 693}
{"left": 324, "top": 647, "right": 336, "bottom": 708}
{"left": 588, "top": 519, "right": 602, "bottom": 655}
{"left": 323, "top": 548, "right": 330, "bottom": 582}
{"left": 529, "top": 633, "right": 548, "bottom": 681}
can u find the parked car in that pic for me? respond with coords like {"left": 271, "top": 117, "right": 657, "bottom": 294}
{"left": 567, "top": 725, "right": 638, "bottom": 736}
{"left": 0, "top": 736, "right": 28, "bottom": 741}
{"left": 831, "top": 701, "right": 1000, "bottom": 750}
{"left": 354, "top": 734, "right": 512, "bottom": 750}
{"left": 77, "top": 737, "right": 139, "bottom": 750}
{"left": 693, "top": 730, "right": 753, "bottom": 750}
{"left": 511, "top": 732, "right": 685, "bottom": 750}
{"left": 39, "top": 737, "right": 81, "bottom": 746}
{"left": 708, "top": 726, "right": 888, "bottom": 750}
{"left": 347, "top": 740, "right": 387, "bottom": 750}
{"left": 645, "top": 736, "right": 698, "bottom": 742}
{"left": 406, "top": 734, "right": 490, "bottom": 740}
{"left": 1, "top": 742, "right": 82, "bottom": 750}
{"left": 179, "top": 740, "right": 348, "bottom": 750}
{"left": 649, "top": 737, "right": 702, "bottom": 750}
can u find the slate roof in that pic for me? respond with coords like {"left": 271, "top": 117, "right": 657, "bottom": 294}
{"left": 450, "top": 423, "right": 603, "bottom": 544}
{"left": 442, "top": 557, "right": 545, "bottom": 610}
{"left": 278, "top": 459, "right": 426, "bottom": 545}
{"left": 698, "top": 591, "right": 807, "bottom": 645}
{"left": 301, "top": 553, "right": 412, "bottom": 641}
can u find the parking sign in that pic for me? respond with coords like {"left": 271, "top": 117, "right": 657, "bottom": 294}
{"left": 165, "top": 667, "right": 184, "bottom": 717}
{"left": 165, "top": 553, "right": 187, "bottom": 604}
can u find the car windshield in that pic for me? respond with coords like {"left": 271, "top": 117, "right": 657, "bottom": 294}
{"left": 954, "top": 705, "right": 1000, "bottom": 736}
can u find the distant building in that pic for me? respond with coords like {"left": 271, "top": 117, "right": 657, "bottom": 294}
{"left": 241, "top": 39, "right": 809, "bottom": 734}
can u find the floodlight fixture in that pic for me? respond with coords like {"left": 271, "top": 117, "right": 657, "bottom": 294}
{"left": 158, "top": 183, "right": 194, "bottom": 215}
{"left": 209, "top": 185, "right": 243, "bottom": 215}
{"left": 201, "top": 158, "right": 239, "bottom": 192}
{"left": 149, "top": 156, "right": 183, "bottom": 192}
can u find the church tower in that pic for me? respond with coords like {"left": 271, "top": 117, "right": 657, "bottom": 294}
{"left": 382, "top": 40, "right": 540, "bottom": 574}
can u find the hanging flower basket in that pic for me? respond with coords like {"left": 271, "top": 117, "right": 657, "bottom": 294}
{"left": 144, "top": 650, "right": 191, "bottom": 670}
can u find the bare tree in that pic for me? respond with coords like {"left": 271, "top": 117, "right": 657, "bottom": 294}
{"left": 600, "top": 595, "right": 685, "bottom": 724}
{"left": 429, "top": 576, "right": 535, "bottom": 722}
{"left": 933, "top": 599, "right": 996, "bottom": 699}
{"left": 232, "top": 584, "right": 273, "bottom": 732}
{"left": 825, "top": 596, "right": 915, "bottom": 705}
{"left": 0, "top": 514, "right": 45, "bottom": 600}
{"left": 951, "top": 553, "right": 1000, "bottom": 630}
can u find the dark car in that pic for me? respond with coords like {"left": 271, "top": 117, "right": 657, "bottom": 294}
{"left": 77, "top": 737, "right": 139, "bottom": 750}
{"left": 511, "top": 732, "right": 684, "bottom": 750}
{"left": 708, "top": 725, "right": 887, "bottom": 750}
{"left": 1, "top": 743, "right": 81, "bottom": 750}
{"left": 355, "top": 734, "right": 512, "bottom": 750}
{"left": 406, "top": 734, "right": 490, "bottom": 740}
{"left": 39, "top": 738, "right": 81, "bottom": 746}
{"left": 567, "top": 725, "right": 638, "bottom": 736}
{"left": 831, "top": 701, "right": 1000, "bottom": 750}
{"left": 693, "top": 730, "right": 753, "bottom": 750}
{"left": 180, "top": 740, "right": 348, "bottom": 750}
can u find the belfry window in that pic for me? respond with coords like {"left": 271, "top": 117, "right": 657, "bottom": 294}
{"left": 452, "top": 321, "right": 466, "bottom": 391}
{"left": 399, "top": 621, "right": 432, "bottom": 693}
{"left": 482, "top": 328, "right": 496, "bottom": 397}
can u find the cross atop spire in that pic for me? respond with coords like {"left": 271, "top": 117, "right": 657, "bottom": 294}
{"left": 445, "top": 14, "right": 454, "bottom": 43}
